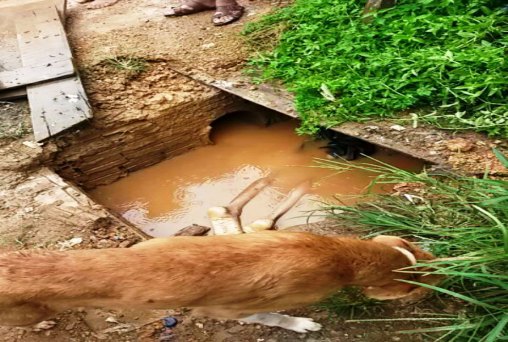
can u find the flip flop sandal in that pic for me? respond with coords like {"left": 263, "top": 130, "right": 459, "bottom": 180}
{"left": 212, "top": 5, "right": 244, "bottom": 26}
{"left": 164, "top": 1, "right": 214, "bottom": 17}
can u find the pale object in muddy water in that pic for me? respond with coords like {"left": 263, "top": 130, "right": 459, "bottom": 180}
{"left": 91, "top": 118, "right": 423, "bottom": 237}
{"left": 208, "top": 177, "right": 272, "bottom": 235}
{"left": 243, "top": 180, "right": 310, "bottom": 233}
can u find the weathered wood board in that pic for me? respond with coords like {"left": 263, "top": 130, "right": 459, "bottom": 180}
{"left": 15, "top": 6, "right": 73, "bottom": 67}
{"left": 13, "top": 4, "right": 92, "bottom": 141}
{"left": 0, "top": 58, "right": 74, "bottom": 90}
{"left": 0, "top": 0, "right": 66, "bottom": 19}
{"left": 27, "top": 76, "right": 91, "bottom": 141}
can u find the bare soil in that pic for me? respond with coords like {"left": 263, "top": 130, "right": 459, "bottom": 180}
{"left": 0, "top": 0, "right": 503, "bottom": 341}
{"left": 65, "top": 0, "right": 508, "bottom": 175}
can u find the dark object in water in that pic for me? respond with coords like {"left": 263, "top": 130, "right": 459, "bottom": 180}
{"left": 318, "top": 128, "right": 376, "bottom": 161}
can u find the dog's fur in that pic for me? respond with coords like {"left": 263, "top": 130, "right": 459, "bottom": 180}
{"left": 0, "top": 231, "right": 436, "bottom": 330}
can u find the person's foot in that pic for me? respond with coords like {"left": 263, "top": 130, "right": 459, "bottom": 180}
{"left": 212, "top": 4, "right": 244, "bottom": 25}
{"left": 164, "top": 0, "right": 215, "bottom": 17}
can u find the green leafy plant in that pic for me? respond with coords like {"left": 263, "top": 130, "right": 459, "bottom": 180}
{"left": 315, "top": 150, "right": 508, "bottom": 340}
{"left": 244, "top": 0, "right": 508, "bottom": 137}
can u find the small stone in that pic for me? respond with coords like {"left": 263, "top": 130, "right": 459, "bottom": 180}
{"left": 201, "top": 43, "right": 216, "bottom": 49}
{"left": 22, "top": 141, "right": 43, "bottom": 149}
{"left": 97, "top": 239, "right": 113, "bottom": 249}
{"left": 390, "top": 124, "right": 406, "bottom": 131}
{"left": 392, "top": 337, "right": 401, "bottom": 341}
{"left": 148, "top": 93, "right": 174, "bottom": 105}
{"left": 105, "top": 316, "right": 119, "bottom": 324}
{"left": 365, "top": 125, "right": 379, "bottom": 131}
{"left": 33, "top": 320, "right": 56, "bottom": 331}
{"left": 445, "top": 138, "right": 474, "bottom": 152}
{"left": 195, "top": 322, "right": 204, "bottom": 329}
{"left": 95, "top": 333, "right": 107, "bottom": 340}
{"left": 227, "top": 326, "right": 244, "bottom": 334}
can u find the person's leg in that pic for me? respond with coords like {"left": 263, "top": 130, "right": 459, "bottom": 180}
{"left": 163, "top": 0, "right": 216, "bottom": 17}
{"left": 212, "top": 0, "right": 244, "bottom": 26}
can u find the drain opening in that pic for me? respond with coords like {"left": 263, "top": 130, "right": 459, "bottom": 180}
{"left": 83, "top": 110, "right": 423, "bottom": 237}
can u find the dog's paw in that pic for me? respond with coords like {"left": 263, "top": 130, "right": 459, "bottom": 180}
{"left": 286, "top": 317, "right": 322, "bottom": 333}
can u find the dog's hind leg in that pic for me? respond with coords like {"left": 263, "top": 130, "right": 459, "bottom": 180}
{"left": 208, "top": 177, "right": 272, "bottom": 235}
{"left": 243, "top": 180, "right": 310, "bottom": 233}
{"left": 239, "top": 313, "right": 322, "bottom": 333}
{"left": 0, "top": 303, "right": 54, "bottom": 326}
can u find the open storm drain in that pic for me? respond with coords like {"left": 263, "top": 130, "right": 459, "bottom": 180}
{"left": 85, "top": 111, "right": 423, "bottom": 237}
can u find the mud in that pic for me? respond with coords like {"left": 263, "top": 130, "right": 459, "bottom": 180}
{"left": 91, "top": 115, "right": 423, "bottom": 236}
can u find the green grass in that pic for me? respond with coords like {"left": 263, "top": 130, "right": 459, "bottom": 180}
{"left": 315, "top": 150, "right": 508, "bottom": 340}
{"left": 315, "top": 287, "right": 384, "bottom": 319}
{"left": 243, "top": 0, "right": 508, "bottom": 137}
{"left": 105, "top": 56, "right": 148, "bottom": 75}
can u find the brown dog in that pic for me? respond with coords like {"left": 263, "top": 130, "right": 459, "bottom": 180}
{"left": 0, "top": 231, "right": 435, "bottom": 332}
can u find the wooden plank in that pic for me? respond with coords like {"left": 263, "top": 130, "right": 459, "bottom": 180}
{"left": 14, "top": 5, "right": 92, "bottom": 141}
{"left": 15, "top": 6, "right": 73, "bottom": 67}
{"left": 0, "top": 58, "right": 75, "bottom": 90}
{"left": 0, "top": 0, "right": 67, "bottom": 75}
{"left": 27, "top": 76, "right": 92, "bottom": 142}
{"left": 0, "top": 0, "right": 67, "bottom": 19}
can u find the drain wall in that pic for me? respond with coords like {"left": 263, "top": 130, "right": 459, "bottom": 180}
{"left": 53, "top": 89, "right": 246, "bottom": 189}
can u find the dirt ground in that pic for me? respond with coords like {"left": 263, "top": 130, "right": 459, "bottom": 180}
{"left": 0, "top": 0, "right": 505, "bottom": 341}
{"left": 66, "top": 0, "right": 507, "bottom": 175}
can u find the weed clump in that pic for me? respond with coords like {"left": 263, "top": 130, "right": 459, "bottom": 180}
{"left": 317, "top": 150, "right": 508, "bottom": 340}
{"left": 244, "top": 0, "right": 508, "bottom": 137}
{"left": 105, "top": 56, "right": 148, "bottom": 75}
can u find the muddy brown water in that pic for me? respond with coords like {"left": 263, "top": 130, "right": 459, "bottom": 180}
{"left": 91, "top": 116, "right": 423, "bottom": 237}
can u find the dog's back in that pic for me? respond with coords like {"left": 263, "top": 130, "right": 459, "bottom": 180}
{"left": 0, "top": 231, "right": 422, "bottom": 326}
